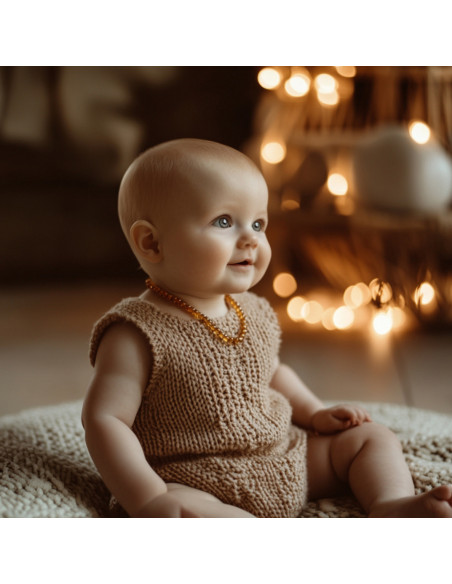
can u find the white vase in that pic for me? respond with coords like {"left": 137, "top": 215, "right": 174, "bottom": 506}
{"left": 352, "top": 125, "right": 452, "bottom": 213}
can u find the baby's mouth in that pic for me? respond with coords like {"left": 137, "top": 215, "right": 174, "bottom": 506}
{"left": 230, "top": 259, "right": 253, "bottom": 266}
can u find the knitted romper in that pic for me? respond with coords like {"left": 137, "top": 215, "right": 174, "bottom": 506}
{"left": 89, "top": 291, "right": 308, "bottom": 518}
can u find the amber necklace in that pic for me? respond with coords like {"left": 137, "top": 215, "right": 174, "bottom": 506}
{"left": 145, "top": 279, "right": 247, "bottom": 345}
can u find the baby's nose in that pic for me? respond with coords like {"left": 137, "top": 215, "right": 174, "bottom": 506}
{"left": 238, "top": 232, "right": 258, "bottom": 248}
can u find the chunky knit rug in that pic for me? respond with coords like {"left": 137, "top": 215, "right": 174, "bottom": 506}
{"left": 1, "top": 400, "right": 451, "bottom": 518}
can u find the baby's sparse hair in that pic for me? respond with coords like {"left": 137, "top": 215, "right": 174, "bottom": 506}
{"left": 118, "top": 138, "right": 258, "bottom": 244}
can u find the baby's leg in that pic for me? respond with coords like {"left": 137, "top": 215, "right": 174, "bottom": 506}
{"left": 166, "top": 483, "right": 254, "bottom": 518}
{"left": 307, "top": 422, "right": 452, "bottom": 517}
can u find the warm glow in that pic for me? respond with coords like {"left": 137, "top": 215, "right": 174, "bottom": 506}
{"left": 285, "top": 73, "right": 311, "bottom": 97}
{"left": 369, "top": 279, "right": 393, "bottom": 304}
{"left": 344, "top": 283, "right": 371, "bottom": 308}
{"left": 409, "top": 121, "right": 431, "bottom": 145}
{"left": 414, "top": 282, "right": 435, "bottom": 306}
{"left": 335, "top": 66, "right": 356, "bottom": 78}
{"left": 321, "top": 307, "right": 336, "bottom": 331}
{"left": 333, "top": 306, "right": 355, "bottom": 330}
{"left": 273, "top": 272, "right": 297, "bottom": 297}
{"left": 372, "top": 310, "right": 393, "bottom": 335}
{"left": 281, "top": 199, "right": 300, "bottom": 211}
{"left": 261, "top": 141, "right": 286, "bottom": 164}
{"left": 301, "top": 301, "right": 323, "bottom": 324}
{"left": 257, "top": 68, "right": 282, "bottom": 90}
{"left": 327, "top": 173, "right": 348, "bottom": 196}
{"left": 317, "top": 89, "right": 340, "bottom": 106}
{"left": 314, "top": 73, "right": 337, "bottom": 93}
{"left": 287, "top": 296, "right": 306, "bottom": 322}
{"left": 391, "top": 307, "right": 406, "bottom": 329}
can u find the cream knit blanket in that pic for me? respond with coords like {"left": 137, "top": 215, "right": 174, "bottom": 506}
{"left": 1, "top": 400, "right": 451, "bottom": 518}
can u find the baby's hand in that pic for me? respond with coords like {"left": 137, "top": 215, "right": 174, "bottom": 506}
{"left": 134, "top": 492, "right": 200, "bottom": 518}
{"left": 310, "top": 404, "right": 372, "bottom": 435}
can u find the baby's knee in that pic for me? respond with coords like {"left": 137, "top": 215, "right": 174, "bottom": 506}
{"left": 332, "top": 421, "right": 399, "bottom": 461}
{"left": 330, "top": 421, "right": 401, "bottom": 482}
{"left": 363, "top": 421, "right": 400, "bottom": 445}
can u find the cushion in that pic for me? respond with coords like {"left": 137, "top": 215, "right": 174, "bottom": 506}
{"left": 1, "top": 400, "right": 451, "bottom": 518}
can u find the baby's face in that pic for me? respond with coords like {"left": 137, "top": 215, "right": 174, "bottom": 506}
{"left": 152, "top": 159, "right": 271, "bottom": 300}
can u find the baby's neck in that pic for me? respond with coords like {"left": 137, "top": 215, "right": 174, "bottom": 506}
{"left": 141, "top": 287, "right": 231, "bottom": 319}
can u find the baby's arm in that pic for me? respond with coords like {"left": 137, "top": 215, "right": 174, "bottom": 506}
{"left": 82, "top": 322, "right": 197, "bottom": 517}
{"left": 270, "top": 359, "right": 371, "bottom": 434}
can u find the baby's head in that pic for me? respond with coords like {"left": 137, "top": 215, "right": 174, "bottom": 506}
{"left": 118, "top": 138, "right": 271, "bottom": 297}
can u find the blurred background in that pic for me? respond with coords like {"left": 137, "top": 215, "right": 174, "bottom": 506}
{"left": 1, "top": 65, "right": 452, "bottom": 416}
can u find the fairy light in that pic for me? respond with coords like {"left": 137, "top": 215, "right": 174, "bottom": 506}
{"left": 344, "top": 283, "right": 371, "bottom": 308}
{"left": 327, "top": 173, "right": 348, "bottom": 196}
{"left": 261, "top": 141, "right": 286, "bottom": 164}
{"left": 317, "top": 89, "right": 340, "bottom": 106}
{"left": 257, "top": 68, "right": 282, "bottom": 90}
{"left": 335, "top": 66, "right": 356, "bottom": 78}
{"left": 287, "top": 296, "right": 306, "bottom": 322}
{"left": 301, "top": 301, "right": 323, "bottom": 324}
{"left": 372, "top": 310, "right": 393, "bottom": 335}
{"left": 282, "top": 281, "right": 409, "bottom": 334}
{"left": 315, "top": 73, "right": 337, "bottom": 93}
{"left": 285, "top": 73, "right": 311, "bottom": 97}
{"left": 409, "top": 121, "right": 431, "bottom": 144}
{"left": 333, "top": 306, "right": 355, "bottom": 330}
{"left": 273, "top": 272, "right": 297, "bottom": 297}
{"left": 321, "top": 307, "right": 336, "bottom": 331}
{"left": 369, "top": 279, "right": 393, "bottom": 304}
{"left": 414, "top": 282, "right": 435, "bottom": 306}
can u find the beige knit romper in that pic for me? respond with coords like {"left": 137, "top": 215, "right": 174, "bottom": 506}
{"left": 89, "top": 291, "right": 308, "bottom": 517}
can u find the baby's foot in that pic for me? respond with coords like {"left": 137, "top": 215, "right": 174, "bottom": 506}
{"left": 370, "top": 485, "right": 452, "bottom": 518}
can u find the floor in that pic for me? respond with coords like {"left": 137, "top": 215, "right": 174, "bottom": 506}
{"left": 1, "top": 281, "right": 451, "bottom": 417}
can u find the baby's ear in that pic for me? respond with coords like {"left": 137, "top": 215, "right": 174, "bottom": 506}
{"left": 130, "top": 220, "right": 162, "bottom": 263}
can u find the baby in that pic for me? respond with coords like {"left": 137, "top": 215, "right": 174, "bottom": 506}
{"left": 83, "top": 138, "right": 452, "bottom": 518}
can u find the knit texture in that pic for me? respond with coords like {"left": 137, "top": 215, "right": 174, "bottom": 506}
{"left": 89, "top": 292, "right": 308, "bottom": 518}
{"left": 1, "top": 401, "right": 452, "bottom": 517}
{"left": 0, "top": 401, "right": 110, "bottom": 517}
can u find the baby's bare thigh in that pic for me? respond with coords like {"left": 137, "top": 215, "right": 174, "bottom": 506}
{"left": 166, "top": 483, "right": 254, "bottom": 518}
{"left": 306, "top": 434, "right": 350, "bottom": 500}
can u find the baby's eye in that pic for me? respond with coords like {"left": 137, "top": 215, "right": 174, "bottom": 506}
{"left": 213, "top": 216, "right": 232, "bottom": 228}
{"left": 252, "top": 219, "right": 266, "bottom": 232}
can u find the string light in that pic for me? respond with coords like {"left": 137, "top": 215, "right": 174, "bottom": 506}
{"left": 317, "top": 90, "right": 339, "bottom": 106}
{"left": 261, "top": 141, "right": 286, "bottom": 164}
{"left": 314, "top": 73, "right": 337, "bottom": 93}
{"left": 301, "top": 301, "right": 323, "bottom": 324}
{"left": 321, "top": 307, "right": 336, "bottom": 330}
{"left": 335, "top": 66, "right": 356, "bottom": 78}
{"left": 257, "top": 68, "right": 282, "bottom": 90}
{"left": 285, "top": 73, "right": 311, "bottom": 97}
{"left": 333, "top": 306, "right": 355, "bottom": 329}
{"left": 409, "top": 121, "right": 431, "bottom": 144}
{"left": 287, "top": 296, "right": 306, "bottom": 321}
{"left": 372, "top": 310, "right": 393, "bottom": 335}
{"left": 414, "top": 282, "right": 435, "bottom": 306}
{"left": 369, "top": 279, "right": 393, "bottom": 305}
{"left": 327, "top": 173, "right": 348, "bottom": 196}
{"left": 273, "top": 272, "right": 297, "bottom": 297}
{"left": 344, "top": 283, "right": 371, "bottom": 308}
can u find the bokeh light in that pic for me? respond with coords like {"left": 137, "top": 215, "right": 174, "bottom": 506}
{"left": 372, "top": 310, "right": 393, "bottom": 335}
{"left": 257, "top": 68, "right": 282, "bottom": 90}
{"left": 261, "top": 141, "right": 286, "bottom": 164}
{"left": 273, "top": 272, "right": 297, "bottom": 297}
{"left": 285, "top": 73, "right": 311, "bottom": 97}
{"left": 327, "top": 173, "right": 348, "bottom": 196}
{"left": 333, "top": 306, "right": 355, "bottom": 329}
{"left": 409, "top": 121, "right": 431, "bottom": 144}
{"left": 287, "top": 296, "right": 306, "bottom": 322}
{"left": 414, "top": 282, "right": 435, "bottom": 306}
